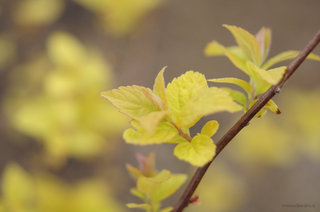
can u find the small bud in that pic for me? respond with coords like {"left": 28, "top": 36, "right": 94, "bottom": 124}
{"left": 189, "top": 195, "right": 200, "bottom": 205}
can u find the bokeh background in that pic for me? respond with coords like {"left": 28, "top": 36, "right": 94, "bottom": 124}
{"left": 0, "top": 0, "right": 320, "bottom": 211}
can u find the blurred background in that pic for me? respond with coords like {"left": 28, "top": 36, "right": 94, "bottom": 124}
{"left": 0, "top": 0, "right": 320, "bottom": 211}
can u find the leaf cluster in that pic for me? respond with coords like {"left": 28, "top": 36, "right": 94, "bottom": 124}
{"left": 102, "top": 68, "right": 241, "bottom": 166}
{"left": 205, "top": 25, "right": 320, "bottom": 117}
{"left": 126, "top": 153, "right": 187, "bottom": 212}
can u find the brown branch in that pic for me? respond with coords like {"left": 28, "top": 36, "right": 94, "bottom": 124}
{"left": 173, "top": 29, "right": 320, "bottom": 212}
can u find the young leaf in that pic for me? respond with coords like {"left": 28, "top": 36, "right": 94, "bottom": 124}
{"left": 201, "top": 120, "right": 219, "bottom": 137}
{"left": 166, "top": 71, "right": 208, "bottom": 123}
{"left": 137, "top": 170, "right": 187, "bottom": 202}
{"left": 208, "top": 77, "right": 251, "bottom": 94}
{"left": 101, "top": 85, "right": 159, "bottom": 120}
{"left": 256, "top": 27, "right": 271, "bottom": 62}
{"left": 135, "top": 153, "right": 157, "bottom": 178}
{"left": 130, "top": 188, "right": 146, "bottom": 200}
{"left": 221, "top": 87, "right": 247, "bottom": 110}
{"left": 262, "top": 50, "right": 320, "bottom": 69}
{"left": 174, "top": 134, "right": 216, "bottom": 166}
{"left": 247, "top": 62, "right": 286, "bottom": 85}
{"left": 205, "top": 41, "right": 248, "bottom": 74}
{"left": 223, "top": 24, "right": 262, "bottom": 66}
{"left": 175, "top": 87, "right": 242, "bottom": 128}
{"left": 153, "top": 66, "right": 168, "bottom": 110}
{"left": 123, "top": 122, "right": 178, "bottom": 145}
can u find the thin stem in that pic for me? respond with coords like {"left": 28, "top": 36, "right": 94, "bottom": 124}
{"left": 170, "top": 121, "right": 192, "bottom": 142}
{"left": 173, "top": 29, "right": 320, "bottom": 212}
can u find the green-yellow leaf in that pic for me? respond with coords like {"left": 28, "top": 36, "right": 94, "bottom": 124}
{"left": 130, "top": 188, "right": 146, "bottom": 200}
{"left": 166, "top": 71, "right": 208, "bottom": 123}
{"left": 201, "top": 120, "right": 219, "bottom": 137}
{"left": 153, "top": 66, "right": 168, "bottom": 110}
{"left": 247, "top": 62, "right": 286, "bottom": 85}
{"left": 223, "top": 24, "right": 262, "bottom": 65}
{"left": 262, "top": 50, "right": 320, "bottom": 69}
{"left": 205, "top": 41, "right": 248, "bottom": 74}
{"left": 101, "top": 85, "right": 159, "bottom": 120}
{"left": 256, "top": 27, "right": 271, "bottom": 62}
{"left": 137, "top": 170, "right": 187, "bottom": 202}
{"left": 126, "top": 203, "right": 151, "bottom": 210}
{"left": 221, "top": 87, "right": 247, "bottom": 110}
{"left": 175, "top": 87, "right": 242, "bottom": 128}
{"left": 174, "top": 134, "right": 216, "bottom": 166}
{"left": 123, "top": 122, "right": 177, "bottom": 145}
{"left": 152, "top": 173, "right": 187, "bottom": 202}
{"left": 208, "top": 77, "right": 251, "bottom": 94}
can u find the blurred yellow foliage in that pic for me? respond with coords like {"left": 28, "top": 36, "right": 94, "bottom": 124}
{"left": 0, "top": 34, "right": 16, "bottom": 69}
{"left": 187, "top": 165, "right": 246, "bottom": 212}
{"left": 4, "top": 32, "right": 127, "bottom": 164}
{"left": 12, "top": 0, "right": 65, "bottom": 27}
{"left": 0, "top": 163, "right": 125, "bottom": 212}
{"left": 229, "top": 87, "right": 320, "bottom": 168}
{"left": 74, "top": 0, "right": 163, "bottom": 36}
{"left": 284, "top": 88, "right": 320, "bottom": 159}
{"left": 231, "top": 118, "right": 296, "bottom": 167}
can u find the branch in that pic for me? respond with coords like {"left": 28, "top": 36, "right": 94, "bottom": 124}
{"left": 173, "top": 29, "right": 320, "bottom": 212}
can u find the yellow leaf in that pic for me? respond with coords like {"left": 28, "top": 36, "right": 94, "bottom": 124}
{"left": 208, "top": 77, "right": 251, "bottom": 94}
{"left": 166, "top": 71, "right": 208, "bottom": 123}
{"left": 153, "top": 66, "right": 168, "bottom": 110}
{"left": 201, "top": 120, "right": 219, "bottom": 137}
{"left": 101, "top": 85, "right": 159, "bottom": 120}
{"left": 137, "top": 170, "right": 187, "bottom": 202}
{"left": 130, "top": 188, "right": 145, "bottom": 200}
{"left": 123, "top": 122, "right": 177, "bottom": 145}
{"left": 262, "top": 50, "right": 320, "bottom": 69}
{"left": 174, "top": 134, "right": 216, "bottom": 166}
{"left": 248, "top": 62, "right": 286, "bottom": 84}
{"left": 205, "top": 41, "right": 248, "bottom": 74}
{"left": 223, "top": 25, "right": 262, "bottom": 65}
{"left": 176, "top": 87, "right": 242, "bottom": 128}
{"left": 246, "top": 62, "right": 286, "bottom": 94}
{"left": 138, "top": 111, "right": 169, "bottom": 132}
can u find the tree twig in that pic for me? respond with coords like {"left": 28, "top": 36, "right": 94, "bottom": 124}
{"left": 172, "top": 29, "right": 320, "bottom": 212}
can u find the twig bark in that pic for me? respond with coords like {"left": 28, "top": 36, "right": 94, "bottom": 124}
{"left": 173, "top": 29, "right": 320, "bottom": 212}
